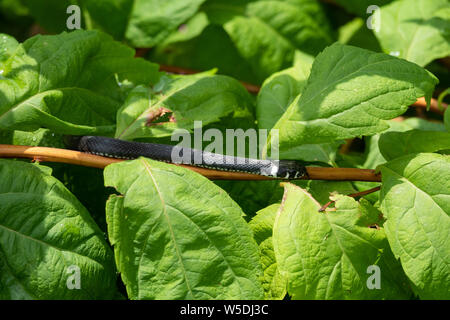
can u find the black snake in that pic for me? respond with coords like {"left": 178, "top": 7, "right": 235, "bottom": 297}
{"left": 68, "top": 136, "right": 307, "bottom": 179}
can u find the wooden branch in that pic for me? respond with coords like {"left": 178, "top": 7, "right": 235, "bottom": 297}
{"left": 0, "top": 144, "right": 381, "bottom": 182}
{"left": 412, "top": 97, "right": 447, "bottom": 115}
{"left": 306, "top": 167, "right": 380, "bottom": 182}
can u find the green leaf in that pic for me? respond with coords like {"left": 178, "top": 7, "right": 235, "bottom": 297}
{"left": 223, "top": 0, "right": 333, "bottom": 81}
{"left": 0, "top": 33, "right": 18, "bottom": 63}
{"left": 0, "top": 160, "right": 117, "bottom": 299}
{"left": 306, "top": 180, "right": 358, "bottom": 204}
{"left": 379, "top": 130, "right": 450, "bottom": 160}
{"left": 161, "top": 12, "right": 210, "bottom": 46}
{"left": 104, "top": 158, "right": 264, "bottom": 299}
{"left": 363, "top": 118, "right": 446, "bottom": 170}
{"left": 201, "top": 0, "right": 250, "bottom": 25}
{"left": 21, "top": 0, "right": 206, "bottom": 47}
{"left": 50, "top": 164, "right": 115, "bottom": 233}
{"left": 273, "top": 183, "right": 411, "bottom": 299}
{"left": 278, "top": 141, "right": 343, "bottom": 165}
{"left": 223, "top": 16, "right": 295, "bottom": 82}
{"left": 257, "top": 54, "right": 343, "bottom": 164}
{"left": 151, "top": 25, "right": 259, "bottom": 84}
{"left": 271, "top": 43, "right": 438, "bottom": 152}
{"left": 401, "top": 117, "right": 447, "bottom": 132}
{"left": 81, "top": 0, "right": 134, "bottom": 40}
{"left": 256, "top": 54, "right": 313, "bottom": 130}
{"left": 0, "top": 128, "right": 65, "bottom": 148}
{"left": 115, "top": 72, "right": 253, "bottom": 140}
{"left": 376, "top": 0, "right": 450, "bottom": 67}
{"left": 123, "top": 0, "right": 207, "bottom": 47}
{"left": 249, "top": 204, "right": 287, "bottom": 300}
{"left": 380, "top": 153, "right": 450, "bottom": 299}
{"left": 0, "top": 30, "right": 161, "bottom": 135}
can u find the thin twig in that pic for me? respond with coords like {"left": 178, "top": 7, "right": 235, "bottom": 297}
{"left": 0, "top": 144, "right": 382, "bottom": 182}
{"left": 318, "top": 186, "right": 381, "bottom": 212}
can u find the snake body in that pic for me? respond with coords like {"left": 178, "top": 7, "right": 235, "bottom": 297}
{"left": 70, "top": 136, "right": 307, "bottom": 179}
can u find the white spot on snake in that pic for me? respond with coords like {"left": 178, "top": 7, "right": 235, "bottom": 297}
{"left": 270, "top": 163, "right": 279, "bottom": 177}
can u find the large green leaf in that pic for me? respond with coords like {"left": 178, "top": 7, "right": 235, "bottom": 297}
{"left": 306, "top": 180, "right": 358, "bottom": 204}
{"left": 379, "top": 130, "right": 450, "bottom": 160}
{"left": 256, "top": 55, "right": 313, "bottom": 130}
{"left": 271, "top": 43, "right": 438, "bottom": 152}
{"left": 0, "top": 33, "right": 18, "bottom": 63}
{"left": 355, "top": 119, "right": 446, "bottom": 204}
{"left": 376, "top": 0, "right": 450, "bottom": 67}
{"left": 256, "top": 53, "right": 343, "bottom": 164}
{"left": 363, "top": 118, "right": 446, "bottom": 170}
{"left": 104, "top": 158, "right": 264, "bottom": 299}
{"left": 0, "top": 160, "right": 117, "bottom": 299}
{"left": 115, "top": 72, "right": 253, "bottom": 140}
{"left": 279, "top": 141, "right": 343, "bottom": 165}
{"left": 160, "top": 12, "right": 210, "bottom": 46}
{"left": 123, "top": 0, "right": 207, "bottom": 47}
{"left": 0, "top": 128, "right": 65, "bottom": 148}
{"left": 151, "top": 24, "right": 259, "bottom": 84}
{"left": 0, "top": 30, "right": 160, "bottom": 135}
{"left": 273, "top": 183, "right": 411, "bottom": 299}
{"left": 249, "top": 204, "right": 287, "bottom": 300}
{"left": 224, "top": 16, "right": 295, "bottom": 85}
{"left": 380, "top": 153, "right": 450, "bottom": 299}
{"left": 222, "top": 0, "right": 333, "bottom": 82}
{"left": 21, "top": 0, "right": 206, "bottom": 47}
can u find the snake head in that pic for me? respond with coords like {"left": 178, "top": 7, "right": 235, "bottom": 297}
{"left": 63, "top": 135, "right": 83, "bottom": 150}
{"left": 276, "top": 160, "right": 308, "bottom": 179}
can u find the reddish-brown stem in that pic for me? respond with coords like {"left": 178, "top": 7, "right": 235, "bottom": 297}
{"left": 318, "top": 186, "right": 381, "bottom": 212}
{"left": 0, "top": 145, "right": 382, "bottom": 182}
{"left": 412, "top": 97, "right": 447, "bottom": 115}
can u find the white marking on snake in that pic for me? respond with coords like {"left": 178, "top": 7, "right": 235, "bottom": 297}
{"left": 269, "top": 162, "right": 279, "bottom": 177}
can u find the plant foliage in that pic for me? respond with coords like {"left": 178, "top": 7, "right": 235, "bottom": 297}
{"left": 0, "top": 0, "right": 449, "bottom": 300}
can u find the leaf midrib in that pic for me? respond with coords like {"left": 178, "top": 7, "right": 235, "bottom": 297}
{"left": 0, "top": 87, "right": 117, "bottom": 124}
{"left": 138, "top": 159, "right": 195, "bottom": 299}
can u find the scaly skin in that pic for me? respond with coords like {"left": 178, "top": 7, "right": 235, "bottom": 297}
{"left": 68, "top": 136, "right": 307, "bottom": 179}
